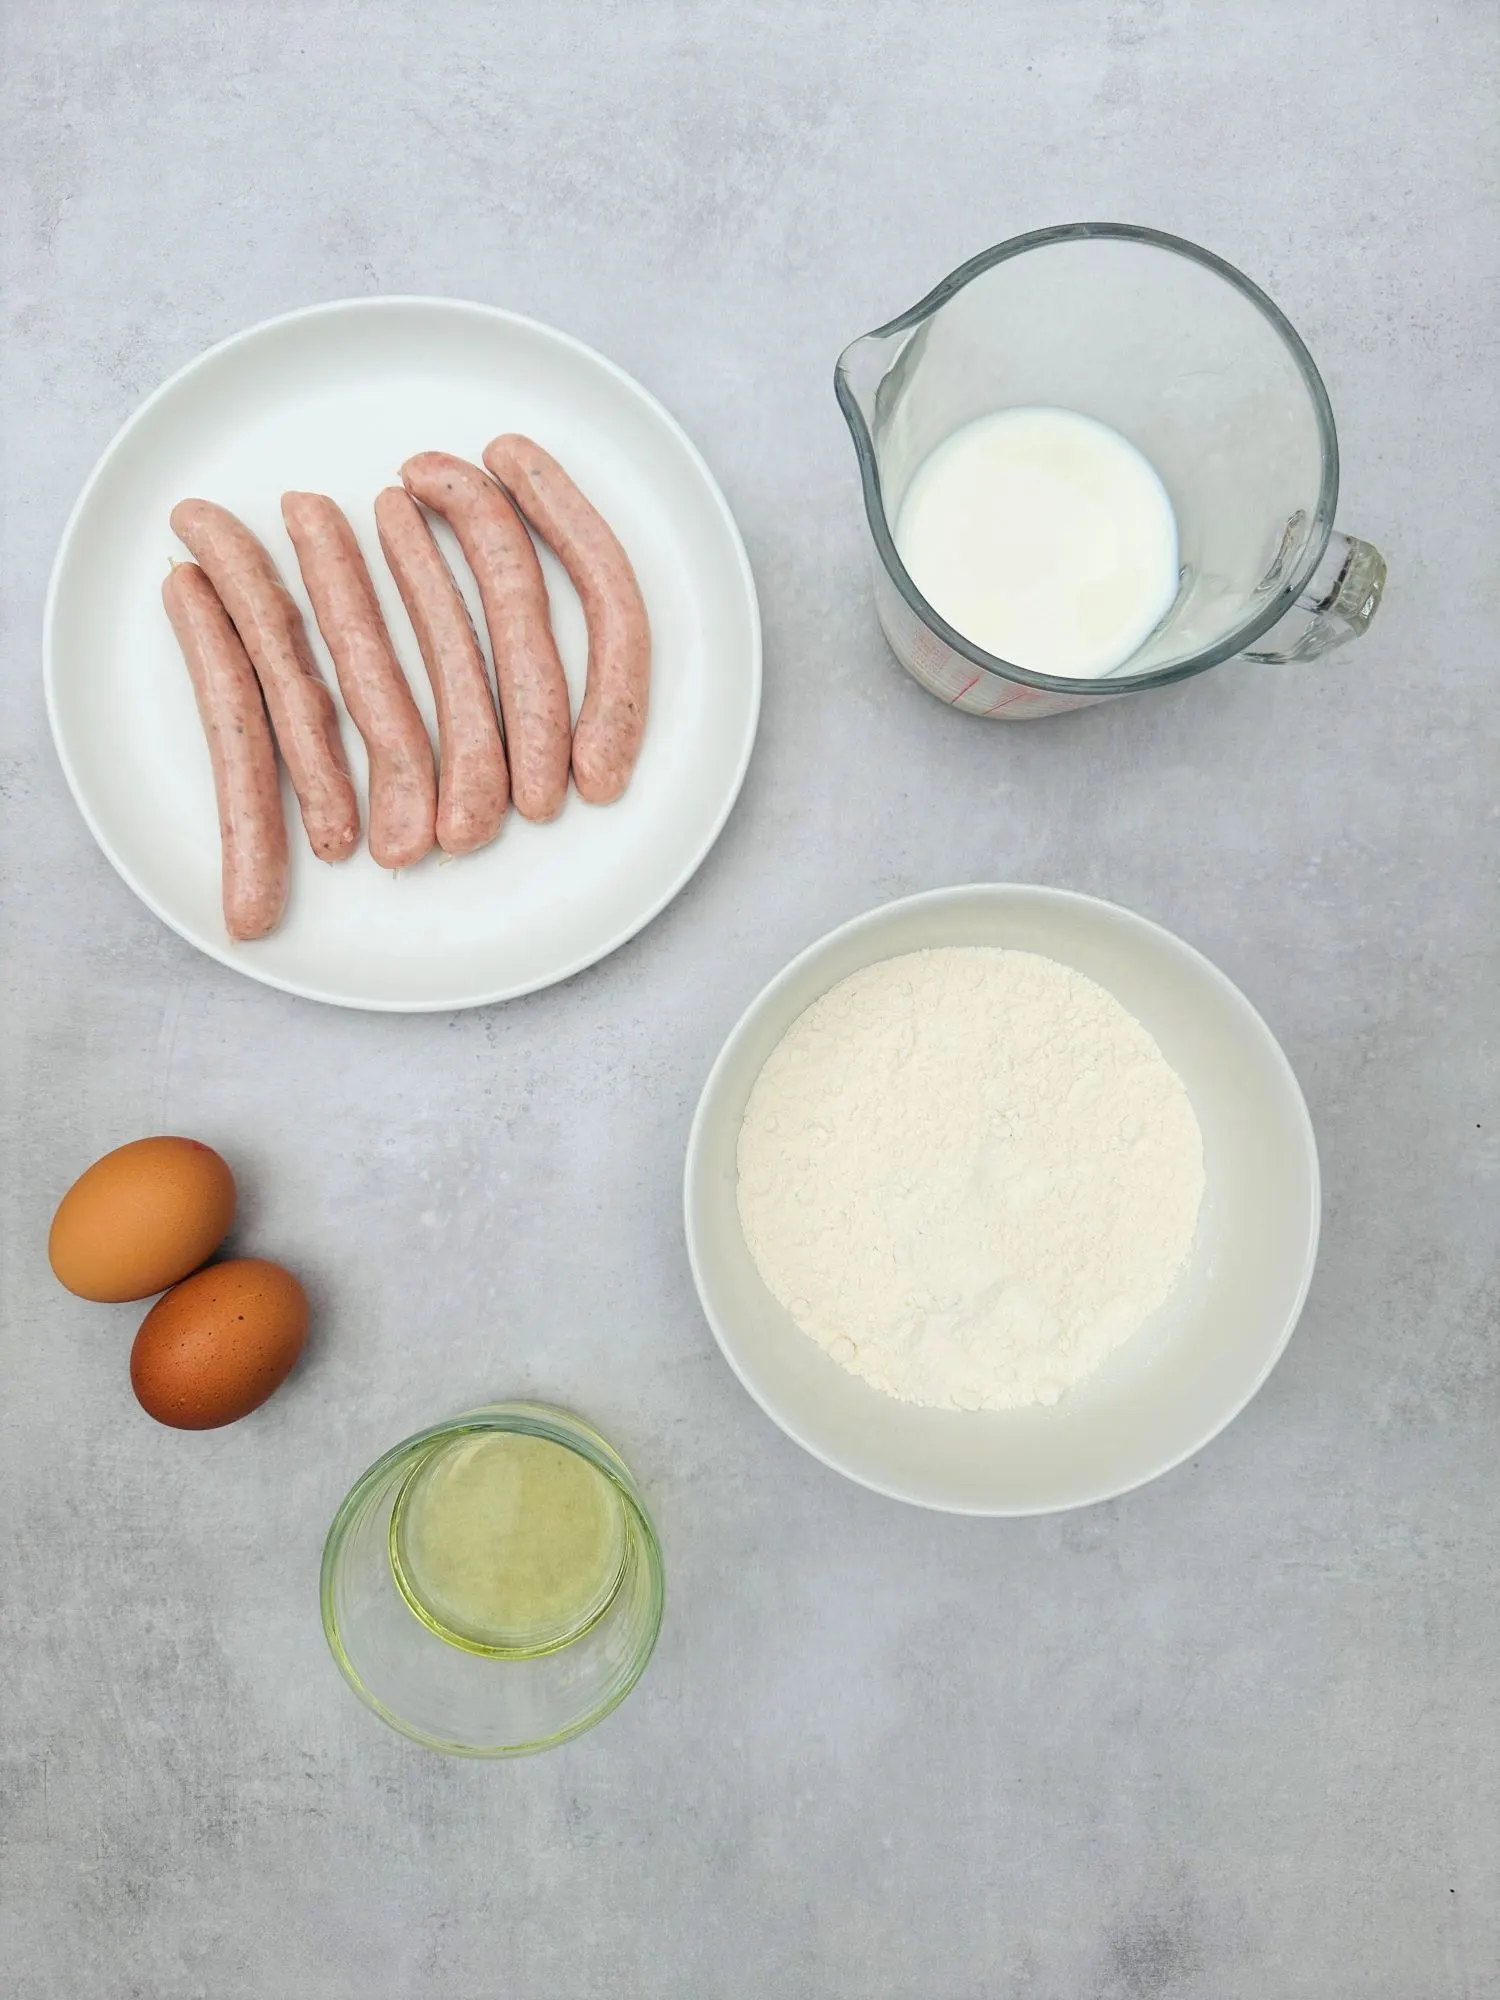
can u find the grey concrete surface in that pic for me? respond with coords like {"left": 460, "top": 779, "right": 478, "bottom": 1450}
{"left": 3, "top": 2, "right": 1497, "bottom": 1995}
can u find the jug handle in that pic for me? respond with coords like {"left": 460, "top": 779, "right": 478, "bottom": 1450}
{"left": 1243, "top": 531, "right": 1387, "bottom": 664}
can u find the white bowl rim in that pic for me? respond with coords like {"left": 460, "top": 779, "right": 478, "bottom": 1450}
{"left": 683, "top": 882, "right": 1322, "bottom": 1515}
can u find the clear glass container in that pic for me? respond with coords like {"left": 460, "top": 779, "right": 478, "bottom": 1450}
{"left": 322, "top": 1403, "right": 664, "bottom": 1756}
{"left": 835, "top": 222, "right": 1386, "bottom": 719}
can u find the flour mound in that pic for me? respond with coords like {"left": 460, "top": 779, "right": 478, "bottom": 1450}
{"left": 735, "top": 948, "right": 1204, "bottom": 1410}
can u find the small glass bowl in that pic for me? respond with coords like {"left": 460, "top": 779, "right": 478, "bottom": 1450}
{"left": 321, "top": 1403, "right": 664, "bottom": 1756}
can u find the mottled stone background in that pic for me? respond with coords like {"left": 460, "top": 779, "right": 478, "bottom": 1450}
{"left": 3, "top": 2, "right": 1496, "bottom": 1994}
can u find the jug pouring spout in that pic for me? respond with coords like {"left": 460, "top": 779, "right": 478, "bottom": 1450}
{"left": 834, "top": 326, "right": 910, "bottom": 442}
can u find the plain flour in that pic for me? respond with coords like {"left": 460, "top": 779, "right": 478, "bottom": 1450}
{"left": 736, "top": 948, "right": 1204, "bottom": 1410}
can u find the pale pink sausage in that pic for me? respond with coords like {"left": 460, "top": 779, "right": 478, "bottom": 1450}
{"left": 169, "top": 500, "right": 359, "bottom": 861}
{"left": 374, "top": 486, "right": 509, "bottom": 855}
{"left": 399, "top": 453, "right": 571, "bottom": 823}
{"left": 162, "top": 563, "right": 290, "bottom": 942}
{"left": 482, "top": 435, "right": 650, "bottom": 805}
{"left": 281, "top": 492, "right": 437, "bottom": 870}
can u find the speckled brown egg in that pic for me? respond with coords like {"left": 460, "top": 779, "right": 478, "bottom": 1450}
{"left": 49, "top": 1136, "right": 236, "bottom": 1302}
{"left": 130, "top": 1258, "right": 308, "bottom": 1430}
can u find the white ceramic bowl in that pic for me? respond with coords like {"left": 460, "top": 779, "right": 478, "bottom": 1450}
{"left": 684, "top": 885, "right": 1320, "bottom": 1514}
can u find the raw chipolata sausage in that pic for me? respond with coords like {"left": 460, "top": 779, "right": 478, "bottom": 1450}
{"left": 483, "top": 434, "right": 650, "bottom": 805}
{"left": 169, "top": 499, "right": 359, "bottom": 861}
{"left": 281, "top": 491, "right": 436, "bottom": 870}
{"left": 399, "top": 453, "right": 571, "bottom": 822}
{"left": 161, "top": 562, "right": 290, "bottom": 941}
{"left": 374, "top": 485, "right": 509, "bottom": 854}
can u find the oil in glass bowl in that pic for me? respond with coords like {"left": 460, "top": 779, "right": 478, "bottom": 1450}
{"left": 322, "top": 1404, "right": 664, "bottom": 1756}
{"left": 390, "top": 1429, "right": 628, "bottom": 1657}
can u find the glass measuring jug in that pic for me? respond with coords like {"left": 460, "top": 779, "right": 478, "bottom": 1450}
{"left": 835, "top": 223, "right": 1386, "bottom": 720}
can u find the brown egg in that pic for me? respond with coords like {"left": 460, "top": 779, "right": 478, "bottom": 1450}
{"left": 49, "top": 1137, "right": 236, "bottom": 1302}
{"left": 130, "top": 1258, "right": 308, "bottom": 1430}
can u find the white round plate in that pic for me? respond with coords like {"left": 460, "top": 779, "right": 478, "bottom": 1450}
{"left": 45, "top": 299, "right": 761, "bottom": 1010}
{"left": 685, "top": 885, "right": 1320, "bottom": 1515}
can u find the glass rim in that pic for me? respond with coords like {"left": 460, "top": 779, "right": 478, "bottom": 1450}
{"left": 834, "top": 221, "right": 1341, "bottom": 697}
{"left": 320, "top": 1401, "right": 665, "bottom": 1757}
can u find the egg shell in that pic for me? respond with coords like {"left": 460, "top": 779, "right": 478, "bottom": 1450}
{"left": 130, "top": 1258, "right": 308, "bottom": 1430}
{"left": 49, "top": 1136, "right": 236, "bottom": 1303}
